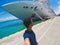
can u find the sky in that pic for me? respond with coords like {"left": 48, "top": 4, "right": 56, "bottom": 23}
{"left": 0, "top": 0, "right": 60, "bottom": 22}
{"left": 48, "top": 0, "right": 60, "bottom": 15}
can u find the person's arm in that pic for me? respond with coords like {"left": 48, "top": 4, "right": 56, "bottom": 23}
{"left": 24, "top": 38, "right": 30, "bottom": 45}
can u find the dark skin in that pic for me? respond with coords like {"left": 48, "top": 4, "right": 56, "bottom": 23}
{"left": 24, "top": 19, "right": 33, "bottom": 45}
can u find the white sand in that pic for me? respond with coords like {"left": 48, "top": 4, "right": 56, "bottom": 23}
{"left": 0, "top": 16, "right": 60, "bottom": 45}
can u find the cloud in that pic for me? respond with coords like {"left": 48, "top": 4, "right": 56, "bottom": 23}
{"left": 55, "top": 5, "right": 60, "bottom": 15}
{"left": 0, "top": 12, "right": 18, "bottom": 22}
{"left": 55, "top": 0, "right": 60, "bottom": 15}
{"left": 0, "top": 16, "right": 17, "bottom": 22}
{"left": 0, "top": 16, "right": 18, "bottom": 22}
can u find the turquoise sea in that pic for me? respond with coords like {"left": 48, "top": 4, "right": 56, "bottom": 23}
{"left": 0, "top": 19, "right": 42, "bottom": 39}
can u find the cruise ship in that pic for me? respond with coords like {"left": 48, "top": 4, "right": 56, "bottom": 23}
{"left": 2, "top": 0, "right": 56, "bottom": 20}
{"left": 1, "top": 0, "right": 60, "bottom": 45}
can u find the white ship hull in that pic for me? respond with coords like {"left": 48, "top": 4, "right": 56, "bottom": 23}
{"left": 2, "top": 1, "right": 56, "bottom": 20}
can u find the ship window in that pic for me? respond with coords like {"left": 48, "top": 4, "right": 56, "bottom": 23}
{"left": 34, "top": 6, "right": 37, "bottom": 9}
{"left": 23, "top": 6, "right": 28, "bottom": 8}
{"left": 25, "top": 6, "right": 28, "bottom": 8}
{"left": 31, "top": 7, "right": 33, "bottom": 9}
{"left": 23, "top": 6, "right": 25, "bottom": 8}
{"left": 34, "top": 6, "right": 38, "bottom": 11}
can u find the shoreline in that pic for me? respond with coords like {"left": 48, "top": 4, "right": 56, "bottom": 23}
{"left": 0, "top": 20, "right": 42, "bottom": 39}
{"left": 0, "top": 20, "right": 43, "bottom": 42}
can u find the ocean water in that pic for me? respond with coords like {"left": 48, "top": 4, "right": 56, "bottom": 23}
{"left": 0, "top": 19, "right": 25, "bottom": 39}
{"left": 0, "top": 19, "right": 42, "bottom": 39}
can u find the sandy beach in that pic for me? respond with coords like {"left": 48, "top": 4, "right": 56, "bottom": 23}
{"left": 0, "top": 16, "right": 60, "bottom": 45}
